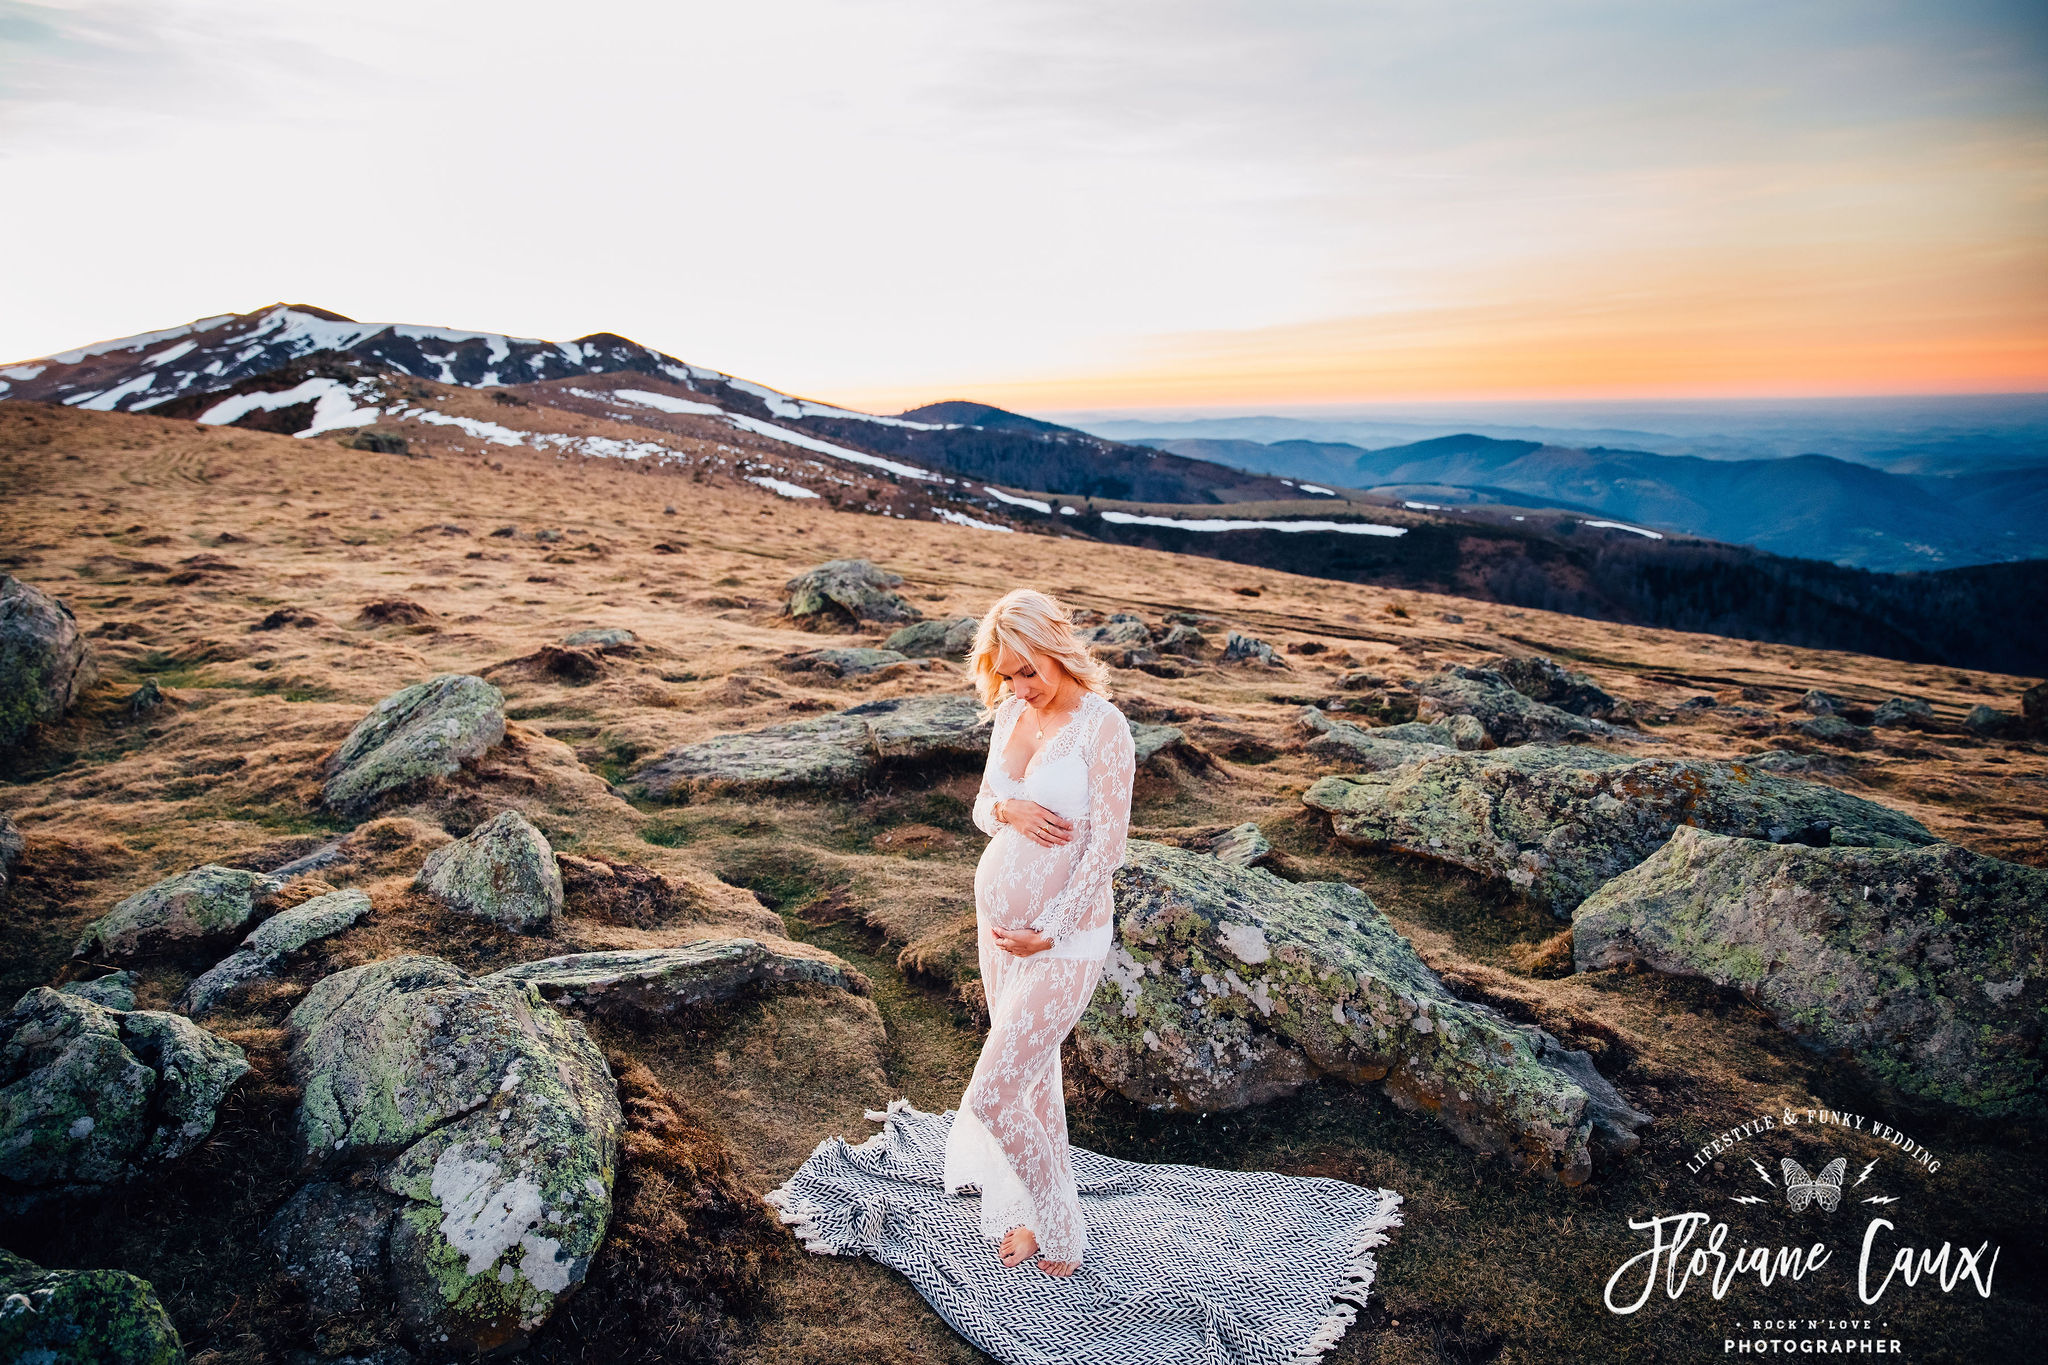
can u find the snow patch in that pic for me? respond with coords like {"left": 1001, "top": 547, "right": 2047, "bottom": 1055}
{"left": 723, "top": 413, "right": 939, "bottom": 480}
{"left": 74, "top": 373, "right": 160, "bottom": 410}
{"left": 142, "top": 340, "right": 198, "bottom": 367}
{"left": 1584, "top": 519, "right": 1664, "bottom": 539}
{"left": 198, "top": 378, "right": 379, "bottom": 436}
{"left": 399, "top": 407, "right": 527, "bottom": 446}
{"left": 1298, "top": 484, "right": 1337, "bottom": 496}
{"left": 1098, "top": 511, "right": 1405, "bottom": 538}
{"left": 614, "top": 388, "right": 723, "bottom": 416}
{"left": 934, "top": 508, "right": 1011, "bottom": 532}
{"left": 747, "top": 475, "right": 820, "bottom": 499}
{"left": 1, "top": 365, "right": 46, "bottom": 381}
{"left": 983, "top": 487, "right": 1051, "bottom": 513}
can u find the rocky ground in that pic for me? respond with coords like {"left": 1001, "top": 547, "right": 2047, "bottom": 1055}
{"left": 2, "top": 401, "right": 2044, "bottom": 1363}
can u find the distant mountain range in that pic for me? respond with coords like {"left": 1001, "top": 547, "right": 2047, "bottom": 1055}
{"left": 1123, "top": 432, "right": 2048, "bottom": 572}
{"left": 6, "top": 305, "right": 2045, "bottom": 673}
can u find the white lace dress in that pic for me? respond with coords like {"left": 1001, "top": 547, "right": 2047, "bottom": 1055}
{"left": 941, "top": 689, "right": 1137, "bottom": 1267}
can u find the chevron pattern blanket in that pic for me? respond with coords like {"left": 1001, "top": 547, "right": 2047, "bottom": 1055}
{"left": 765, "top": 1099, "right": 1405, "bottom": 1365}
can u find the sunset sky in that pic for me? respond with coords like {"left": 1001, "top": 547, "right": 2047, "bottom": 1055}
{"left": 2, "top": 0, "right": 2043, "bottom": 413}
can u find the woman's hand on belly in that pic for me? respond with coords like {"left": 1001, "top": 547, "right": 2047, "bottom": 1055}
{"left": 996, "top": 798, "right": 1073, "bottom": 848}
{"left": 989, "top": 924, "right": 1052, "bottom": 957}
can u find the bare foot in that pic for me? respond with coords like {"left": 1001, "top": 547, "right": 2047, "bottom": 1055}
{"left": 1036, "top": 1256, "right": 1079, "bottom": 1277}
{"left": 998, "top": 1226, "right": 1038, "bottom": 1268}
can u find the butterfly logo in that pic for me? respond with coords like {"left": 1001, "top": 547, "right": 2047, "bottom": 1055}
{"left": 1782, "top": 1157, "right": 1847, "bottom": 1213}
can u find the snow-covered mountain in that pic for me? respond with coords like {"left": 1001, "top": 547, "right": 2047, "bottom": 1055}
{"left": 0, "top": 304, "right": 926, "bottom": 430}
{"left": 0, "top": 304, "right": 1310, "bottom": 510}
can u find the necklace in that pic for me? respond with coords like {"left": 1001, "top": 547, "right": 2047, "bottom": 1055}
{"left": 1033, "top": 687, "right": 1082, "bottom": 740}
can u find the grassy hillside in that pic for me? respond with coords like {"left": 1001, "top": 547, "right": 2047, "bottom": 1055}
{"left": 1, "top": 403, "right": 2042, "bottom": 1363}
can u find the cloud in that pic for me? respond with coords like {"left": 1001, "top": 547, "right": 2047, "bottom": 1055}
{"left": 1, "top": 0, "right": 2042, "bottom": 404}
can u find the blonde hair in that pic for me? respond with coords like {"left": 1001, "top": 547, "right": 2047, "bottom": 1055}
{"left": 968, "top": 588, "right": 1114, "bottom": 717}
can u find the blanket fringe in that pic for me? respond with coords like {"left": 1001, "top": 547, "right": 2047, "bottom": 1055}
{"left": 762, "top": 1099, "right": 920, "bottom": 1255}
{"left": 762, "top": 1179, "right": 853, "bottom": 1256}
{"left": 1286, "top": 1190, "right": 1407, "bottom": 1365}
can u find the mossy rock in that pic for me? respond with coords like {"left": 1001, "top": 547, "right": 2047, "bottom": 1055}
{"left": 782, "top": 559, "right": 922, "bottom": 629}
{"left": 320, "top": 674, "right": 507, "bottom": 815}
{"left": 1304, "top": 745, "right": 1936, "bottom": 918}
{"left": 286, "top": 955, "right": 621, "bottom": 1355}
{"left": 485, "top": 938, "right": 870, "bottom": 1019}
{"left": 0, "top": 988, "right": 248, "bottom": 1211}
{"left": 73, "top": 864, "right": 287, "bottom": 961}
{"left": 1074, "top": 841, "right": 1648, "bottom": 1185}
{"left": 0, "top": 1247, "right": 185, "bottom": 1364}
{"left": 0, "top": 575, "right": 97, "bottom": 752}
{"left": 884, "top": 615, "right": 977, "bottom": 659}
{"left": 1409, "top": 664, "right": 1634, "bottom": 746}
{"left": 1574, "top": 827, "right": 2046, "bottom": 1119}
{"left": 1296, "top": 706, "right": 1457, "bottom": 770}
{"left": 178, "top": 888, "right": 372, "bottom": 1015}
{"left": 413, "top": 810, "right": 562, "bottom": 934}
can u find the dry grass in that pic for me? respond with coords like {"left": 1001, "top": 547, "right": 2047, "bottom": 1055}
{"left": 2, "top": 401, "right": 2044, "bottom": 1362}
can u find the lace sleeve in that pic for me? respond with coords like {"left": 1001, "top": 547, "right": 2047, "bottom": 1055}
{"left": 1029, "top": 700, "right": 1136, "bottom": 947}
{"left": 971, "top": 697, "right": 1013, "bottom": 837}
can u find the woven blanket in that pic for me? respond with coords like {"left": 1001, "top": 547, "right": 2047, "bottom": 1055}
{"left": 765, "top": 1098, "right": 1405, "bottom": 1365}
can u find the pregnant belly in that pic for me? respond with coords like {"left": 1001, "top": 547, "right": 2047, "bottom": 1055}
{"left": 976, "top": 827, "right": 1083, "bottom": 931}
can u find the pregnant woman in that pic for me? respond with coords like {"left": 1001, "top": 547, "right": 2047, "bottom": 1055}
{"left": 942, "top": 587, "right": 1136, "bottom": 1279}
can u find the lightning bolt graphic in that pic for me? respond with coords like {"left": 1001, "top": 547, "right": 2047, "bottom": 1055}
{"left": 1861, "top": 1195, "right": 1899, "bottom": 1205}
{"left": 1854, "top": 1160, "right": 1878, "bottom": 1186}
{"left": 1731, "top": 1195, "right": 1769, "bottom": 1205}
{"left": 1751, "top": 1158, "right": 1776, "bottom": 1186}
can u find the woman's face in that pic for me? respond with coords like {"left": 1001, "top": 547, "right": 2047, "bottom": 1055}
{"left": 992, "top": 642, "right": 1070, "bottom": 707}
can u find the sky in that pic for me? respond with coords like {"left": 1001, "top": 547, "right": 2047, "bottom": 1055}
{"left": 2, "top": 0, "right": 2044, "bottom": 414}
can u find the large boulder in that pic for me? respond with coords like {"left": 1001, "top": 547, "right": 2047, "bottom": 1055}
{"left": 625, "top": 693, "right": 993, "bottom": 797}
{"left": 1077, "top": 614, "right": 1154, "bottom": 649}
{"left": 1407, "top": 665, "right": 1635, "bottom": 746}
{"left": 179, "top": 888, "right": 373, "bottom": 1015}
{"left": 1871, "top": 696, "right": 1936, "bottom": 730}
{"left": 774, "top": 647, "right": 910, "bottom": 677}
{"left": 0, "top": 811, "right": 21, "bottom": 902}
{"left": 0, "top": 1247, "right": 185, "bottom": 1364}
{"left": 782, "top": 559, "right": 922, "bottom": 629}
{"left": 60, "top": 972, "right": 140, "bottom": 1011}
{"left": 73, "top": 865, "right": 288, "bottom": 961}
{"left": 627, "top": 693, "right": 1185, "bottom": 798}
{"left": 0, "top": 988, "right": 248, "bottom": 1211}
{"left": 0, "top": 576, "right": 97, "bottom": 752}
{"left": 1303, "top": 746, "right": 1937, "bottom": 918}
{"left": 1574, "top": 828, "right": 2045, "bottom": 1119}
{"left": 413, "top": 811, "right": 562, "bottom": 933}
{"left": 1221, "top": 632, "right": 1287, "bottom": 668}
{"left": 1296, "top": 707, "right": 1459, "bottom": 770}
{"left": 1074, "top": 842, "right": 1648, "bottom": 1185}
{"left": 285, "top": 956, "right": 621, "bottom": 1356}
{"left": 885, "top": 615, "right": 978, "bottom": 659}
{"left": 320, "top": 675, "right": 507, "bottom": 815}
{"left": 1477, "top": 655, "right": 1620, "bottom": 718}
{"left": 485, "top": 939, "right": 870, "bottom": 1019}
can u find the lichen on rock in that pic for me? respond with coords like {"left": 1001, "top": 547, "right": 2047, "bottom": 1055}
{"left": 412, "top": 811, "right": 562, "bottom": 933}
{"left": 0, "top": 575, "right": 97, "bottom": 753}
{"left": 1574, "top": 826, "right": 2045, "bottom": 1119}
{"left": 1073, "top": 841, "right": 1648, "bottom": 1185}
{"left": 782, "top": 559, "right": 923, "bottom": 629}
{"left": 1304, "top": 745, "right": 1937, "bottom": 917}
{"left": 0, "top": 987, "right": 248, "bottom": 1211}
{"left": 73, "top": 864, "right": 288, "bottom": 961}
{"left": 283, "top": 955, "right": 621, "bottom": 1355}
{"left": 179, "top": 888, "right": 372, "bottom": 1015}
{"left": 320, "top": 674, "right": 507, "bottom": 815}
{"left": 0, "top": 1247, "right": 185, "bottom": 1365}
{"left": 484, "top": 939, "right": 871, "bottom": 1019}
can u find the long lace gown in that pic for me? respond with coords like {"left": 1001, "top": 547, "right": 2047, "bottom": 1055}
{"left": 941, "top": 689, "right": 1137, "bottom": 1268}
